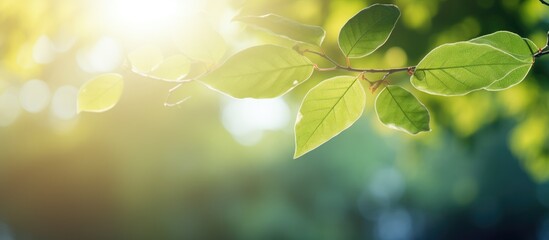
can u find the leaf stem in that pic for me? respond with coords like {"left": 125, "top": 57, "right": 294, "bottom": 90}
{"left": 121, "top": 58, "right": 213, "bottom": 84}
{"left": 534, "top": 31, "right": 549, "bottom": 58}
{"left": 302, "top": 49, "right": 415, "bottom": 74}
{"left": 534, "top": 50, "right": 549, "bottom": 58}
{"left": 131, "top": 71, "right": 193, "bottom": 83}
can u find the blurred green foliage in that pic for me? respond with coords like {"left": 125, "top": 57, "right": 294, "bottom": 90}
{"left": 0, "top": 0, "right": 548, "bottom": 239}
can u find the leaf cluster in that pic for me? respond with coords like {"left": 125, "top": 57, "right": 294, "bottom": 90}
{"left": 77, "top": 4, "right": 539, "bottom": 158}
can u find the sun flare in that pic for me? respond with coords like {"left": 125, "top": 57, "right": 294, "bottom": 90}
{"left": 103, "top": 0, "right": 204, "bottom": 37}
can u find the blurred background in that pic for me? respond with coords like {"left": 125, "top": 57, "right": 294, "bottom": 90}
{"left": 0, "top": 0, "right": 549, "bottom": 239}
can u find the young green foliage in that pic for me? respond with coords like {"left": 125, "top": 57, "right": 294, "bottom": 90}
{"left": 200, "top": 45, "right": 314, "bottom": 98}
{"left": 338, "top": 4, "right": 400, "bottom": 58}
{"left": 236, "top": 14, "right": 326, "bottom": 46}
{"left": 128, "top": 46, "right": 164, "bottom": 74}
{"left": 375, "top": 86, "right": 430, "bottom": 134}
{"left": 80, "top": 3, "right": 543, "bottom": 159}
{"left": 77, "top": 73, "right": 124, "bottom": 113}
{"left": 174, "top": 22, "right": 227, "bottom": 64}
{"left": 128, "top": 47, "right": 191, "bottom": 82}
{"left": 294, "top": 76, "right": 366, "bottom": 158}
{"left": 149, "top": 55, "right": 191, "bottom": 82}
{"left": 411, "top": 42, "right": 532, "bottom": 96}
{"left": 469, "top": 31, "right": 537, "bottom": 90}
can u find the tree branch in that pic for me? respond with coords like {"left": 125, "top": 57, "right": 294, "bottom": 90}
{"left": 302, "top": 49, "right": 415, "bottom": 74}
{"left": 534, "top": 31, "right": 549, "bottom": 58}
{"left": 122, "top": 59, "right": 198, "bottom": 84}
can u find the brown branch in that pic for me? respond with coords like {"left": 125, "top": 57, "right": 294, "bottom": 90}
{"left": 302, "top": 49, "right": 415, "bottom": 74}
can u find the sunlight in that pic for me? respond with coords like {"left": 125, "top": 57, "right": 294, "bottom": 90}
{"left": 221, "top": 98, "right": 291, "bottom": 146}
{"left": 19, "top": 79, "right": 51, "bottom": 113}
{"left": 104, "top": 0, "right": 203, "bottom": 37}
{"left": 76, "top": 37, "right": 122, "bottom": 73}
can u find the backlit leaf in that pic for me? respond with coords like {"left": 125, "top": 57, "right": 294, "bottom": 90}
{"left": 411, "top": 42, "right": 532, "bottom": 96}
{"left": 375, "top": 86, "right": 430, "bottom": 134}
{"left": 294, "top": 76, "right": 366, "bottom": 158}
{"left": 149, "top": 54, "right": 191, "bottom": 82}
{"left": 128, "top": 46, "right": 164, "bottom": 74}
{"left": 200, "top": 45, "right": 314, "bottom": 98}
{"left": 470, "top": 31, "right": 537, "bottom": 90}
{"left": 174, "top": 22, "right": 226, "bottom": 64}
{"left": 236, "top": 14, "right": 326, "bottom": 46}
{"left": 77, "top": 73, "right": 124, "bottom": 113}
{"left": 338, "top": 4, "right": 400, "bottom": 58}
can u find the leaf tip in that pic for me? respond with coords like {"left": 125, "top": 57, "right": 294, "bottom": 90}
{"left": 293, "top": 149, "right": 306, "bottom": 159}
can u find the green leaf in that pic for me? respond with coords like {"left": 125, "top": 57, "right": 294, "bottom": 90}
{"left": 470, "top": 31, "right": 537, "bottom": 90}
{"left": 375, "top": 86, "right": 430, "bottom": 134}
{"left": 128, "top": 46, "right": 164, "bottom": 74}
{"left": 294, "top": 76, "right": 366, "bottom": 158}
{"left": 77, "top": 73, "right": 124, "bottom": 113}
{"left": 149, "top": 55, "right": 191, "bottom": 82}
{"left": 200, "top": 45, "right": 314, "bottom": 98}
{"left": 174, "top": 22, "right": 226, "bottom": 64}
{"left": 338, "top": 4, "right": 400, "bottom": 58}
{"left": 236, "top": 14, "right": 326, "bottom": 46}
{"left": 411, "top": 42, "right": 532, "bottom": 96}
{"left": 484, "top": 64, "right": 532, "bottom": 91}
{"left": 470, "top": 31, "right": 537, "bottom": 60}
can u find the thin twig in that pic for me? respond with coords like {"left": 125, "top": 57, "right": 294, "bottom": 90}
{"left": 534, "top": 31, "right": 549, "bottom": 58}
{"left": 303, "top": 49, "right": 341, "bottom": 68}
{"left": 381, "top": 72, "right": 391, "bottom": 81}
{"left": 134, "top": 72, "right": 193, "bottom": 83}
{"left": 302, "top": 49, "right": 415, "bottom": 74}
{"left": 541, "top": 0, "right": 549, "bottom": 6}
{"left": 534, "top": 50, "right": 549, "bottom": 58}
{"left": 164, "top": 83, "right": 192, "bottom": 107}
{"left": 121, "top": 61, "right": 191, "bottom": 83}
